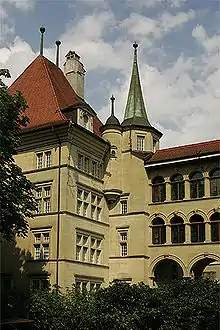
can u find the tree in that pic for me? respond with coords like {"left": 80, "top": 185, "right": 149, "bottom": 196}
{"left": 0, "top": 69, "right": 36, "bottom": 240}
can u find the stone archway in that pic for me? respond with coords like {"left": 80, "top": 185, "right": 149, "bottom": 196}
{"left": 154, "top": 259, "right": 184, "bottom": 285}
{"left": 189, "top": 254, "right": 220, "bottom": 279}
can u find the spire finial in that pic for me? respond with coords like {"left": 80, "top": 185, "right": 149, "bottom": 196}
{"left": 40, "top": 26, "right": 46, "bottom": 56}
{"left": 133, "top": 41, "right": 138, "bottom": 59}
{"left": 110, "top": 95, "right": 115, "bottom": 116}
{"left": 55, "top": 40, "right": 61, "bottom": 67}
{"left": 133, "top": 41, "right": 138, "bottom": 49}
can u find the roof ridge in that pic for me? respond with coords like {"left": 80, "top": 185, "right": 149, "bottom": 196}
{"left": 41, "top": 56, "right": 61, "bottom": 113}
{"left": 158, "top": 139, "right": 220, "bottom": 152}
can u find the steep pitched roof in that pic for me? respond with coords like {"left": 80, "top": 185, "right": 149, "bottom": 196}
{"left": 122, "top": 43, "right": 151, "bottom": 128}
{"left": 9, "top": 55, "right": 86, "bottom": 130}
{"left": 145, "top": 139, "right": 220, "bottom": 165}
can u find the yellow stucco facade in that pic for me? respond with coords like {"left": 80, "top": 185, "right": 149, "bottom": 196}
{"left": 1, "top": 44, "right": 220, "bottom": 292}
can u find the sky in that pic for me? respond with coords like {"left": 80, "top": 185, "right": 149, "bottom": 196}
{"left": 0, "top": 0, "right": 219, "bottom": 148}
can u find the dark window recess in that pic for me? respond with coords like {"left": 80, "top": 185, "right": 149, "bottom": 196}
{"left": 171, "top": 174, "right": 185, "bottom": 200}
{"left": 190, "top": 214, "right": 205, "bottom": 242}
{"left": 171, "top": 216, "right": 185, "bottom": 243}
{"left": 152, "top": 176, "right": 166, "bottom": 202}
{"left": 189, "top": 172, "right": 204, "bottom": 198}
{"left": 210, "top": 212, "right": 220, "bottom": 242}
{"left": 210, "top": 168, "right": 220, "bottom": 196}
{"left": 152, "top": 218, "right": 166, "bottom": 244}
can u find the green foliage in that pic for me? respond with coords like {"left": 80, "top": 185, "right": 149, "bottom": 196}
{"left": 0, "top": 70, "right": 36, "bottom": 240}
{"left": 26, "top": 279, "right": 219, "bottom": 330}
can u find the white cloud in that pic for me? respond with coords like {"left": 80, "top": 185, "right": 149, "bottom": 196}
{"left": 121, "top": 10, "right": 196, "bottom": 40}
{"left": 0, "top": 7, "right": 219, "bottom": 149}
{"left": 0, "top": 0, "right": 35, "bottom": 43}
{"left": 125, "top": 0, "right": 187, "bottom": 9}
{"left": 0, "top": 0, "right": 35, "bottom": 11}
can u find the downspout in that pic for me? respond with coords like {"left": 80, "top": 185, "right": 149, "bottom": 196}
{"left": 52, "top": 127, "right": 61, "bottom": 288}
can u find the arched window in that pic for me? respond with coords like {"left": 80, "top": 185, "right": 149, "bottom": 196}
{"left": 171, "top": 216, "right": 185, "bottom": 243}
{"left": 152, "top": 217, "right": 166, "bottom": 244}
{"left": 210, "top": 168, "right": 220, "bottom": 196}
{"left": 189, "top": 172, "right": 204, "bottom": 199}
{"left": 190, "top": 214, "right": 205, "bottom": 242}
{"left": 171, "top": 174, "right": 185, "bottom": 200}
{"left": 210, "top": 212, "right": 220, "bottom": 242}
{"left": 152, "top": 176, "right": 166, "bottom": 203}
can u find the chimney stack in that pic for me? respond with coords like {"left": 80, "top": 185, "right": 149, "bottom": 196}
{"left": 64, "top": 51, "right": 85, "bottom": 99}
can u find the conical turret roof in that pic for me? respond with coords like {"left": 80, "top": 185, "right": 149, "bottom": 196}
{"left": 122, "top": 43, "right": 151, "bottom": 127}
{"left": 105, "top": 95, "right": 120, "bottom": 126}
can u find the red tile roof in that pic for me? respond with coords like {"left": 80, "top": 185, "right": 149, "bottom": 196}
{"left": 146, "top": 139, "right": 220, "bottom": 164}
{"left": 9, "top": 55, "right": 103, "bottom": 135}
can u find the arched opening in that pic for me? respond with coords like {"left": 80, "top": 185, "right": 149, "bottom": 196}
{"left": 152, "top": 176, "right": 166, "bottom": 202}
{"left": 171, "top": 216, "right": 185, "bottom": 243}
{"left": 154, "top": 259, "right": 183, "bottom": 285}
{"left": 191, "top": 257, "right": 219, "bottom": 279}
{"left": 152, "top": 217, "right": 166, "bottom": 244}
{"left": 171, "top": 174, "right": 185, "bottom": 200}
{"left": 190, "top": 214, "right": 205, "bottom": 242}
{"left": 189, "top": 171, "right": 204, "bottom": 198}
{"left": 210, "top": 212, "right": 220, "bottom": 242}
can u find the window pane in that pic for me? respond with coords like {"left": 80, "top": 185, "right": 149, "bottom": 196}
{"left": 152, "top": 227, "right": 159, "bottom": 244}
{"left": 191, "top": 224, "right": 198, "bottom": 242}
{"left": 45, "top": 151, "right": 52, "bottom": 167}
{"left": 171, "top": 183, "right": 178, "bottom": 200}
{"left": 198, "top": 180, "right": 204, "bottom": 198}
{"left": 190, "top": 181, "right": 197, "bottom": 198}
{"left": 161, "top": 226, "right": 166, "bottom": 244}
{"left": 179, "top": 182, "right": 185, "bottom": 200}
{"left": 171, "top": 226, "right": 178, "bottom": 243}
{"left": 211, "top": 223, "right": 220, "bottom": 242}
{"left": 199, "top": 223, "right": 205, "bottom": 242}
{"left": 210, "top": 178, "right": 220, "bottom": 196}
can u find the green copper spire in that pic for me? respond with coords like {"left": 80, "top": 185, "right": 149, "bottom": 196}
{"left": 122, "top": 42, "right": 151, "bottom": 127}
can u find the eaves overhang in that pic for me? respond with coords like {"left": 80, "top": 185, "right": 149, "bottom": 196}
{"left": 145, "top": 152, "right": 220, "bottom": 168}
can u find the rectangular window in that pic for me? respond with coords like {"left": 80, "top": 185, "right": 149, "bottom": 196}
{"left": 84, "top": 157, "right": 89, "bottom": 173}
{"left": 78, "top": 154, "right": 83, "bottom": 170}
{"left": 76, "top": 233, "right": 102, "bottom": 264}
{"left": 31, "top": 277, "right": 49, "bottom": 290}
{"left": 92, "top": 161, "right": 97, "bottom": 177}
{"left": 33, "top": 231, "right": 50, "bottom": 260}
{"left": 36, "top": 199, "right": 42, "bottom": 214}
{"left": 121, "top": 200, "right": 128, "bottom": 214}
{"left": 137, "top": 136, "right": 145, "bottom": 151}
{"left": 45, "top": 151, "right": 52, "bottom": 167}
{"left": 119, "top": 231, "right": 128, "bottom": 256}
{"left": 34, "top": 245, "right": 41, "bottom": 259}
{"left": 35, "top": 185, "right": 52, "bottom": 214}
{"left": 44, "top": 199, "right": 50, "bottom": 213}
{"left": 77, "top": 187, "right": 102, "bottom": 221}
{"left": 43, "top": 244, "right": 49, "bottom": 259}
{"left": 121, "top": 243, "right": 128, "bottom": 256}
{"left": 37, "top": 153, "right": 43, "bottom": 169}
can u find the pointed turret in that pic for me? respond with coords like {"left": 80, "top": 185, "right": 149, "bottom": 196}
{"left": 122, "top": 42, "right": 151, "bottom": 127}
{"left": 105, "top": 95, "right": 120, "bottom": 126}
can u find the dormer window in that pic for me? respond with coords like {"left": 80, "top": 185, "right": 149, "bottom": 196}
{"left": 83, "top": 114, "right": 89, "bottom": 127}
{"left": 77, "top": 108, "right": 93, "bottom": 132}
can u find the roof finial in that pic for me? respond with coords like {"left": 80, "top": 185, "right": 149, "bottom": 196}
{"left": 110, "top": 94, "right": 115, "bottom": 116}
{"left": 55, "top": 40, "right": 61, "bottom": 67}
{"left": 133, "top": 41, "right": 138, "bottom": 59}
{"left": 40, "top": 26, "right": 46, "bottom": 56}
{"left": 133, "top": 41, "right": 138, "bottom": 49}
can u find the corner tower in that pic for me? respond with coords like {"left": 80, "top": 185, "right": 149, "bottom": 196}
{"left": 122, "top": 43, "right": 162, "bottom": 153}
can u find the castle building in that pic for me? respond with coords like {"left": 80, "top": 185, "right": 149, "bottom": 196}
{"left": 2, "top": 32, "right": 220, "bottom": 291}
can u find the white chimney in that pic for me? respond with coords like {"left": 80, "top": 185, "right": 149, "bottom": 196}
{"left": 64, "top": 51, "right": 85, "bottom": 99}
